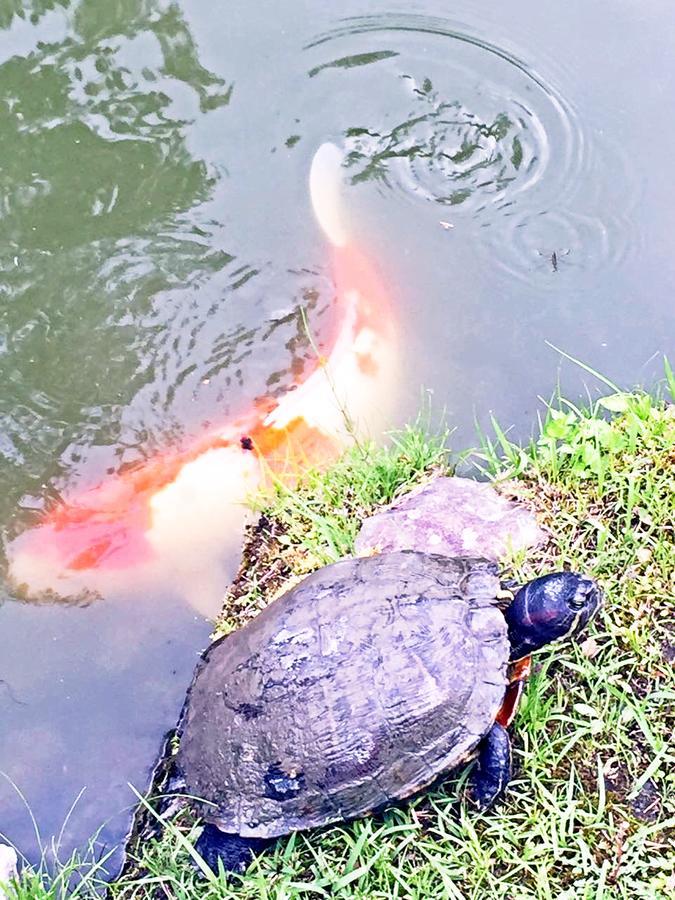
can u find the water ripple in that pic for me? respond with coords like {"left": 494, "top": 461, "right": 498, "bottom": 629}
{"left": 303, "top": 13, "right": 639, "bottom": 279}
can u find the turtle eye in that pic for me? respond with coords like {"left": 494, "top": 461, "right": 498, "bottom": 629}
{"left": 569, "top": 579, "right": 596, "bottom": 610}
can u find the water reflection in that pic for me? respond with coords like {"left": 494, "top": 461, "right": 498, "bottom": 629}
{"left": 71, "top": 0, "right": 233, "bottom": 114}
{"left": 0, "top": 0, "right": 66, "bottom": 31}
{"left": 0, "top": 0, "right": 333, "bottom": 576}
{"left": 0, "top": 0, "right": 219, "bottom": 538}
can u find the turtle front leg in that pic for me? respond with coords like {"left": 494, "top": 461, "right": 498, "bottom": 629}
{"left": 470, "top": 722, "right": 512, "bottom": 810}
{"left": 470, "top": 654, "right": 531, "bottom": 808}
{"left": 195, "top": 823, "right": 273, "bottom": 874}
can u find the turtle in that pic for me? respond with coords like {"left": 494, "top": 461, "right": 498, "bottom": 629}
{"left": 176, "top": 550, "right": 602, "bottom": 874}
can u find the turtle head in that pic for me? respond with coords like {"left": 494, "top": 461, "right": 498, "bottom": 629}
{"left": 505, "top": 572, "right": 602, "bottom": 661}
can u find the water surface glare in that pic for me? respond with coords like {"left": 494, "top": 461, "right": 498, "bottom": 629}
{"left": 1, "top": 0, "right": 674, "bottom": 873}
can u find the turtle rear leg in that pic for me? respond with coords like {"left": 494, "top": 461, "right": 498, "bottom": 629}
{"left": 469, "top": 654, "right": 529, "bottom": 809}
{"left": 470, "top": 722, "right": 512, "bottom": 810}
{"left": 195, "top": 823, "right": 272, "bottom": 874}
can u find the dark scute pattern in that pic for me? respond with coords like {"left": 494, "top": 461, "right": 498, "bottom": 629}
{"left": 264, "top": 764, "right": 306, "bottom": 801}
{"left": 178, "top": 551, "right": 509, "bottom": 838}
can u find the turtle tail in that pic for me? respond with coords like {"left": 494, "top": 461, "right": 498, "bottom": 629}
{"left": 195, "top": 823, "right": 272, "bottom": 875}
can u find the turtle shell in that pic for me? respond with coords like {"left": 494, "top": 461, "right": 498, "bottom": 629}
{"left": 177, "top": 551, "right": 510, "bottom": 839}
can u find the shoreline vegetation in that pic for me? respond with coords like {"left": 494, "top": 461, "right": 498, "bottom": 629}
{"left": 4, "top": 370, "right": 674, "bottom": 899}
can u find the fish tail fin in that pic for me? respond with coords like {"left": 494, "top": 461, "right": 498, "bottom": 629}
{"left": 309, "top": 142, "right": 349, "bottom": 248}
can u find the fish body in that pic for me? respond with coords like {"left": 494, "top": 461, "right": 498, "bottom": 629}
{"left": 8, "top": 145, "right": 397, "bottom": 610}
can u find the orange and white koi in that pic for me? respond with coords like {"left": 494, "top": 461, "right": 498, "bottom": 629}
{"left": 7, "top": 144, "right": 397, "bottom": 611}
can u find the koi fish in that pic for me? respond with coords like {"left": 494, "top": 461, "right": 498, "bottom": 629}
{"left": 7, "top": 144, "right": 397, "bottom": 610}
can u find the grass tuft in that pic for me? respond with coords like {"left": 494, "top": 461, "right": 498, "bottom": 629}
{"left": 1, "top": 843, "right": 113, "bottom": 900}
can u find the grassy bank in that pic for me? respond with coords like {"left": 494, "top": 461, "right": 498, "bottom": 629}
{"left": 6, "top": 381, "right": 674, "bottom": 899}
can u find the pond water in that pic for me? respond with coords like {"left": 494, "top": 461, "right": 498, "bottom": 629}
{"left": 1, "top": 0, "right": 673, "bottom": 876}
